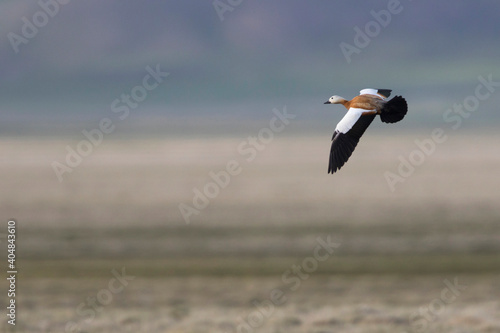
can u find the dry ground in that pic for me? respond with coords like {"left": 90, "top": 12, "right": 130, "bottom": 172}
{"left": 1, "top": 133, "right": 499, "bottom": 229}
{"left": 3, "top": 275, "right": 500, "bottom": 333}
{"left": 0, "top": 133, "right": 499, "bottom": 332}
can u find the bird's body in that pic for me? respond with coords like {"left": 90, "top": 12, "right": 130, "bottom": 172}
{"left": 334, "top": 94, "right": 384, "bottom": 111}
{"left": 324, "top": 89, "right": 407, "bottom": 174}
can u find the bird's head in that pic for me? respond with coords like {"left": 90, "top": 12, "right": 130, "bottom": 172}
{"left": 324, "top": 95, "right": 345, "bottom": 105}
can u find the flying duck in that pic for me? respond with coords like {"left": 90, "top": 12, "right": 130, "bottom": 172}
{"left": 324, "top": 88, "right": 407, "bottom": 174}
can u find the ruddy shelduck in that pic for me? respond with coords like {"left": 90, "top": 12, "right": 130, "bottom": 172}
{"left": 324, "top": 88, "right": 408, "bottom": 174}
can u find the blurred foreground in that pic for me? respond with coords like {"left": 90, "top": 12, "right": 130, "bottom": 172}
{"left": 1, "top": 133, "right": 499, "bottom": 332}
{"left": 6, "top": 275, "right": 500, "bottom": 333}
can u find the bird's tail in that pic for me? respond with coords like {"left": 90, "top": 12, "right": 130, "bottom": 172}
{"left": 380, "top": 96, "right": 408, "bottom": 123}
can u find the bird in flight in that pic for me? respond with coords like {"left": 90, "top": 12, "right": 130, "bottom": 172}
{"left": 324, "top": 88, "right": 407, "bottom": 174}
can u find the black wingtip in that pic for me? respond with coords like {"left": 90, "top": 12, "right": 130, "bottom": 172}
{"left": 327, "top": 115, "right": 376, "bottom": 174}
{"left": 377, "top": 89, "right": 392, "bottom": 98}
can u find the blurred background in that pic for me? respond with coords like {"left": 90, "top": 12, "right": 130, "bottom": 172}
{"left": 1, "top": 1, "right": 499, "bottom": 332}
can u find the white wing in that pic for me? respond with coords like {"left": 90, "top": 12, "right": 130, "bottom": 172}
{"left": 329, "top": 112, "right": 377, "bottom": 174}
{"left": 359, "top": 88, "right": 391, "bottom": 100}
{"left": 334, "top": 108, "right": 368, "bottom": 134}
{"left": 359, "top": 88, "right": 378, "bottom": 96}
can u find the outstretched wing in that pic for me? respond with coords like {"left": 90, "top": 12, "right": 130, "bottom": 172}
{"left": 359, "top": 88, "right": 392, "bottom": 99}
{"left": 328, "top": 112, "right": 376, "bottom": 174}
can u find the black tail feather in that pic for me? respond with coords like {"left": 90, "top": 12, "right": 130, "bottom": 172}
{"left": 380, "top": 95, "right": 407, "bottom": 123}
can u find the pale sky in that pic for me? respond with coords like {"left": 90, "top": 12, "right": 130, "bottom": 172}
{"left": 1, "top": 1, "right": 499, "bottom": 127}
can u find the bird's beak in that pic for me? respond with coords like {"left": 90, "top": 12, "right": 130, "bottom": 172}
{"left": 324, "top": 101, "right": 331, "bottom": 104}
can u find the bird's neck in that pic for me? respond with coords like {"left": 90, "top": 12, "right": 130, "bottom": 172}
{"left": 339, "top": 98, "right": 350, "bottom": 109}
